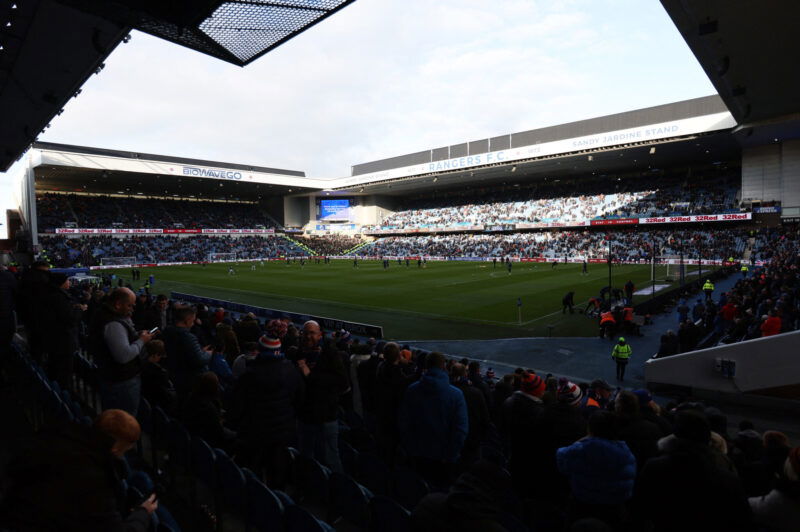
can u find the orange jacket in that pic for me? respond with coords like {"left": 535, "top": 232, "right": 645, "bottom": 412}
{"left": 600, "top": 311, "right": 616, "bottom": 325}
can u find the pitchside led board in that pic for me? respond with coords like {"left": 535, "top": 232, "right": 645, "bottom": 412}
{"left": 319, "top": 198, "right": 352, "bottom": 221}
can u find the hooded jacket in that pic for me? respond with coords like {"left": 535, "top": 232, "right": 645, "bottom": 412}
{"left": 556, "top": 437, "right": 637, "bottom": 505}
{"left": 398, "top": 367, "right": 468, "bottom": 463}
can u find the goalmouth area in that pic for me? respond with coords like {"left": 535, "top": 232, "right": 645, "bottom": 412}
{"left": 120, "top": 260, "right": 713, "bottom": 341}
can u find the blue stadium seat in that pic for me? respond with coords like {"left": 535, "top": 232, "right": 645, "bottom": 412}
{"left": 339, "top": 440, "right": 358, "bottom": 477}
{"left": 284, "top": 505, "right": 335, "bottom": 532}
{"left": 391, "top": 468, "right": 429, "bottom": 511}
{"left": 137, "top": 397, "right": 153, "bottom": 434}
{"left": 328, "top": 472, "right": 372, "bottom": 528}
{"left": 167, "top": 419, "right": 191, "bottom": 474}
{"left": 190, "top": 437, "right": 217, "bottom": 498}
{"left": 496, "top": 512, "right": 530, "bottom": 532}
{"left": 368, "top": 495, "right": 411, "bottom": 532}
{"left": 244, "top": 470, "right": 285, "bottom": 531}
{"left": 292, "top": 455, "right": 330, "bottom": 508}
{"left": 356, "top": 452, "right": 390, "bottom": 495}
{"left": 214, "top": 448, "right": 247, "bottom": 516}
{"left": 152, "top": 406, "right": 171, "bottom": 467}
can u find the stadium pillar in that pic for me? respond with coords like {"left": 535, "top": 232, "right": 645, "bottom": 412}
{"left": 607, "top": 238, "right": 612, "bottom": 296}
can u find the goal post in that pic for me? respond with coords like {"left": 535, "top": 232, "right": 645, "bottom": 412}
{"left": 653, "top": 256, "right": 708, "bottom": 284}
{"left": 99, "top": 256, "right": 137, "bottom": 266}
{"left": 207, "top": 252, "right": 237, "bottom": 263}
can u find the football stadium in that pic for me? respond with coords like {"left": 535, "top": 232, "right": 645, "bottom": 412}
{"left": 0, "top": 1, "right": 799, "bottom": 531}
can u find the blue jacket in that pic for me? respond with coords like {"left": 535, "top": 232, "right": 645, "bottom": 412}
{"left": 398, "top": 368, "right": 468, "bottom": 463}
{"left": 557, "top": 437, "right": 636, "bottom": 505}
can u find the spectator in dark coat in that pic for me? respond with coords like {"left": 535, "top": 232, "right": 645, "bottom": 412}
{"left": 398, "top": 352, "right": 468, "bottom": 488}
{"left": 228, "top": 339, "right": 305, "bottom": 488}
{"left": 502, "top": 371, "right": 548, "bottom": 494}
{"left": 656, "top": 329, "right": 679, "bottom": 357}
{"left": 632, "top": 389, "right": 672, "bottom": 437}
{"left": 749, "top": 447, "right": 800, "bottom": 532}
{"left": 0, "top": 409, "right": 157, "bottom": 531}
{"left": 633, "top": 409, "right": 755, "bottom": 532}
{"left": 0, "top": 265, "right": 16, "bottom": 355}
{"left": 140, "top": 340, "right": 176, "bottom": 414}
{"left": 533, "top": 379, "right": 587, "bottom": 502}
{"left": 613, "top": 390, "right": 661, "bottom": 471}
{"left": 356, "top": 349, "right": 381, "bottom": 415}
{"left": 374, "top": 342, "right": 415, "bottom": 464}
{"left": 296, "top": 330, "right": 349, "bottom": 474}
{"left": 162, "top": 305, "right": 212, "bottom": 395}
{"left": 16, "top": 261, "right": 50, "bottom": 363}
{"left": 450, "top": 363, "right": 490, "bottom": 466}
{"left": 411, "top": 460, "right": 523, "bottom": 532}
{"left": 43, "top": 273, "right": 84, "bottom": 389}
{"left": 557, "top": 410, "right": 637, "bottom": 528}
{"left": 180, "top": 372, "right": 236, "bottom": 451}
{"left": 234, "top": 313, "right": 262, "bottom": 345}
{"left": 143, "top": 294, "right": 169, "bottom": 332}
{"left": 467, "top": 361, "right": 492, "bottom": 407}
{"left": 490, "top": 374, "right": 515, "bottom": 424}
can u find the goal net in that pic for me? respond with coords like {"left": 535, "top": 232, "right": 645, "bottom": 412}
{"left": 653, "top": 256, "right": 708, "bottom": 283}
{"left": 207, "top": 252, "right": 237, "bottom": 262}
{"left": 99, "top": 256, "right": 137, "bottom": 266}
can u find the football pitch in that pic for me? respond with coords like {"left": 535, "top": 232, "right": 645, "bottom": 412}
{"left": 133, "top": 260, "right": 688, "bottom": 340}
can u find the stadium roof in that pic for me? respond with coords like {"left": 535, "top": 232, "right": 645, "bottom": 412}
{"left": 661, "top": 0, "right": 800, "bottom": 125}
{"left": 0, "top": 0, "right": 355, "bottom": 172}
{"left": 31, "top": 141, "right": 322, "bottom": 200}
{"left": 336, "top": 95, "right": 738, "bottom": 193}
{"left": 335, "top": 130, "right": 741, "bottom": 196}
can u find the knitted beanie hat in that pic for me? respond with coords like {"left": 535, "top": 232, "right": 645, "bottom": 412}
{"left": 557, "top": 378, "right": 583, "bottom": 406}
{"left": 258, "top": 335, "right": 281, "bottom": 352}
{"left": 520, "top": 372, "right": 545, "bottom": 397}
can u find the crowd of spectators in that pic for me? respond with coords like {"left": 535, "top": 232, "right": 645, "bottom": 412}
{"left": 366, "top": 174, "right": 741, "bottom": 231}
{"left": 658, "top": 226, "right": 800, "bottom": 355}
{"left": 36, "top": 193, "right": 279, "bottom": 231}
{"left": 39, "top": 234, "right": 305, "bottom": 267}
{"left": 358, "top": 228, "right": 751, "bottom": 261}
{"left": 2, "top": 259, "right": 799, "bottom": 530}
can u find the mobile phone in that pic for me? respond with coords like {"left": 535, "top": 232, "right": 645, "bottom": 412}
{"left": 149, "top": 327, "right": 159, "bottom": 334}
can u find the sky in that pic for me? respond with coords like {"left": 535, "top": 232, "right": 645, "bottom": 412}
{"left": 0, "top": 0, "right": 717, "bottom": 237}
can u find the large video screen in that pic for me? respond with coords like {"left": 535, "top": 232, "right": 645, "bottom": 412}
{"left": 319, "top": 198, "right": 351, "bottom": 221}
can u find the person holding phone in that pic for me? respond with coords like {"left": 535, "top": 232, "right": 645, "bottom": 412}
{"left": 87, "top": 288, "right": 154, "bottom": 417}
{"left": 0, "top": 410, "right": 158, "bottom": 530}
{"left": 162, "top": 305, "right": 212, "bottom": 396}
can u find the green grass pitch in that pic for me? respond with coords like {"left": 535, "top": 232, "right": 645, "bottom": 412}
{"left": 131, "top": 260, "right": 683, "bottom": 341}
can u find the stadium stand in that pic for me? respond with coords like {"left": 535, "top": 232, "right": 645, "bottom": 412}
{"left": 36, "top": 194, "right": 281, "bottom": 231}
{"left": 357, "top": 228, "right": 752, "bottom": 261}
{"left": 364, "top": 174, "right": 742, "bottom": 231}
{"left": 39, "top": 235, "right": 306, "bottom": 267}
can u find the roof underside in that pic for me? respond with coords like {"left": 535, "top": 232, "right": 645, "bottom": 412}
{"left": 33, "top": 164, "right": 309, "bottom": 200}
{"left": 0, "top": 0, "right": 355, "bottom": 172}
{"left": 341, "top": 131, "right": 740, "bottom": 196}
{"left": 661, "top": 0, "right": 800, "bottom": 125}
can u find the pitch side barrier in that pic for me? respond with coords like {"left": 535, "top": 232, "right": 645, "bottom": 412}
{"left": 332, "top": 255, "right": 763, "bottom": 266}
{"left": 171, "top": 292, "right": 384, "bottom": 339}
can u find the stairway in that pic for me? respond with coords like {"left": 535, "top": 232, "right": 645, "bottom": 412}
{"left": 281, "top": 235, "right": 315, "bottom": 255}
{"left": 344, "top": 241, "right": 371, "bottom": 255}
{"left": 743, "top": 236, "right": 755, "bottom": 261}
{"left": 64, "top": 197, "right": 80, "bottom": 226}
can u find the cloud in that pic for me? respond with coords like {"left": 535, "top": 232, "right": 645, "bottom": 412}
{"left": 35, "top": 0, "right": 715, "bottom": 181}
